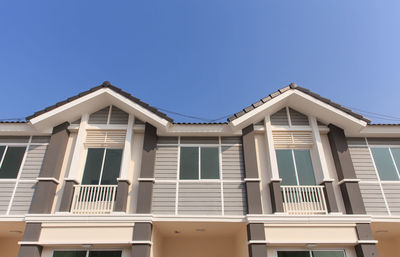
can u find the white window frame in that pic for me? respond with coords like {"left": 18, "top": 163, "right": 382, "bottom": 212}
{"left": 275, "top": 248, "right": 347, "bottom": 257}
{"left": 81, "top": 147, "right": 123, "bottom": 185}
{"left": 275, "top": 147, "right": 317, "bottom": 186}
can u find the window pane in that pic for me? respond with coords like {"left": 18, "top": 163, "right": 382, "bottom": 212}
{"left": 278, "top": 251, "right": 310, "bottom": 257}
{"left": 276, "top": 149, "right": 297, "bottom": 185}
{"left": 371, "top": 148, "right": 399, "bottom": 181}
{"left": 89, "top": 251, "right": 122, "bottom": 257}
{"left": 294, "top": 150, "right": 316, "bottom": 185}
{"left": 390, "top": 148, "right": 400, "bottom": 174}
{"left": 201, "top": 147, "right": 219, "bottom": 179}
{"left": 180, "top": 147, "right": 199, "bottom": 179}
{"left": 101, "top": 149, "right": 123, "bottom": 185}
{"left": 53, "top": 251, "right": 87, "bottom": 257}
{"left": 312, "top": 251, "right": 345, "bottom": 257}
{"left": 0, "top": 147, "right": 26, "bottom": 178}
{"left": 0, "top": 146, "right": 5, "bottom": 161}
{"left": 82, "top": 148, "right": 105, "bottom": 185}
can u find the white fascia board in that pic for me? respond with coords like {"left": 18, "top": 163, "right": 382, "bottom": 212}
{"left": 247, "top": 214, "right": 372, "bottom": 224}
{"left": 29, "top": 88, "right": 170, "bottom": 130}
{"left": 0, "top": 123, "right": 51, "bottom": 135}
{"left": 353, "top": 125, "right": 400, "bottom": 137}
{"left": 230, "top": 89, "right": 367, "bottom": 132}
{"left": 161, "top": 124, "right": 241, "bottom": 136}
{"left": 230, "top": 90, "right": 293, "bottom": 129}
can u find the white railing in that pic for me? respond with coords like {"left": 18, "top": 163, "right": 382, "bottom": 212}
{"left": 70, "top": 185, "right": 118, "bottom": 214}
{"left": 281, "top": 185, "right": 328, "bottom": 215}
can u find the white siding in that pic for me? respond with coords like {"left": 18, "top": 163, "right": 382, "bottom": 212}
{"left": 152, "top": 183, "right": 176, "bottom": 214}
{"left": 222, "top": 145, "right": 244, "bottom": 180}
{"left": 9, "top": 181, "right": 36, "bottom": 215}
{"left": 270, "top": 108, "right": 289, "bottom": 126}
{"left": 0, "top": 181, "right": 16, "bottom": 214}
{"left": 223, "top": 182, "right": 247, "bottom": 215}
{"left": 348, "top": 146, "right": 378, "bottom": 181}
{"left": 382, "top": 183, "right": 400, "bottom": 215}
{"left": 154, "top": 146, "right": 178, "bottom": 180}
{"left": 359, "top": 183, "right": 389, "bottom": 215}
{"left": 178, "top": 182, "right": 222, "bottom": 215}
{"left": 20, "top": 144, "right": 48, "bottom": 180}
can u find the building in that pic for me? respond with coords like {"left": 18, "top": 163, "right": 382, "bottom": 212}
{"left": 0, "top": 81, "right": 398, "bottom": 257}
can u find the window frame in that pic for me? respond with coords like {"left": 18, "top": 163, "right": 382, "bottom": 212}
{"left": 81, "top": 147, "right": 123, "bottom": 185}
{"left": 275, "top": 147, "right": 317, "bottom": 186}
{"left": 275, "top": 248, "right": 347, "bottom": 257}
{"left": 179, "top": 144, "right": 221, "bottom": 181}
{"left": 51, "top": 249, "right": 124, "bottom": 257}
{"left": 369, "top": 145, "right": 400, "bottom": 182}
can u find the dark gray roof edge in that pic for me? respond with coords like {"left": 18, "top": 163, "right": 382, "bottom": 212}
{"left": 227, "top": 83, "right": 371, "bottom": 124}
{"left": 25, "top": 81, "right": 174, "bottom": 123}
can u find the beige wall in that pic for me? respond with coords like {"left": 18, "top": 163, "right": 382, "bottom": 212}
{"left": 376, "top": 237, "right": 400, "bottom": 257}
{"left": 255, "top": 133, "right": 272, "bottom": 214}
{"left": 0, "top": 236, "right": 21, "bottom": 257}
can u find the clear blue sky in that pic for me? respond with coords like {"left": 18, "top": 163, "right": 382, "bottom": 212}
{"left": 1, "top": 1, "right": 400, "bottom": 123}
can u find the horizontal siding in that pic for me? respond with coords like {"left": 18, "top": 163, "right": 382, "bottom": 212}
{"left": 154, "top": 146, "right": 178, "bottom": 180}
{"left": 20, "top": 144, "right": 48, "bottom": 180}
{"left": 368, "top": 138, "right": 400, "bottom": 146}
{"left": 152, "top": 183, "right": 176, "bottom": 214}
{"left": 178, "top": 182, "right": 221, "bottom": 215}
{"left": 223, "top": 182, "right": 247, "bottom": 215}
{"left": 359, "top": 183, "right": 388, "bottom": 215}
{"left": 9, "top": 181, "right": 36, "bottom": 215}
{"left": 222, "top": 145, "right": 244, "bottom": 180}
{"left": 221, "top": 137, "right": 242, "bottom": 144}
{"left": 31, "top": 136, "right": 50, "bottom": 144}
{"left": 348, "top": 146, "right": 378, "bottom": 181}
{"left": 0, "top": 136, "right": 29, "bottom": 143}
{"left": 109, "top": 106, "right": 129, "bottom": 124}
{"left": 289, "top": 108, "right": 309, "bottom": 126}
{"left": 158, "top": 137, "right": 178, "bottom": 144}
{"left": 271, "top": 108, "right": 289, "bottom": 126}
{"left": 180, "top": 137, "right": 219, "bottom": 144}
{"left": 382, "top": 183, "right": 400, "bottom": 215}
{"left": 88, "top": 106, "right": 109, "bottom": 124}
{"left": 347, "top": 137, "right": 367, "bottom": 146}
{"left": 0, "top": 181, "right": 16, "bottom": 214}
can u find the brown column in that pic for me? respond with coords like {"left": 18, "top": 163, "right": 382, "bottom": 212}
{"left": 242, "top": 124, "right": 263, "bottom": 214}
{"left": 136, "top": 123, "right": 157, "bottom": 214}
{"left": 354, "top": 224, "right": 379, "bottom": 257}
{"left": 320, "top": 181, "right": 339, "bottom": 213}
{"left": 114, "top": 179, "right": 130, "bottom": 212}
{"left": 58, "top": 179, "right": 78, "bottom": 212}
{"left": 328, "top": 124, "right": 366, "bottom": 214}
{"left": 131, "top": 222, "right": 152, "bottom": 257}
{"left": 247, "top": 223, "right": 268, "bottom": 257}
{"left": 18, "top": 223, "right": 42, "bottom": 257}
{"left": 30, "top": 122, "right": 70, "bottom": 214}
{"left": 269, "top": 180, "right": 283, "bottom": 213}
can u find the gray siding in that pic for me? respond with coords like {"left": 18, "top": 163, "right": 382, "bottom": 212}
{"left": 154, "top": 146, "right": 178, "bottom": 180}
{"left": 359, "top": 183, "right": 388, "bottom": 215}
{"left": 9, "top": 181, "right": 36, "bottom": 215}
{"left": 0, "top": 181, "right": 16, "bottom": 214}
{"left": 271, "top": 108, "right": 289, "bottom": 126}
{"left": 222, "top": 145, "right": 244, "bottom": 180}
{"left": 289, "top": 108, "right": 309, "bottom": 126}
{"left": 223, "top": 182, "right": 247, "bottom": 215}
{"left": 88, "top": 106, "right": 109, "bottom": 124}
{"left": 348, "top": 146, "right": 378, "bottom": 181}
{"left": 382, "top": 183, "right": 400, "bottom": 215}
{"left": 20, "top": 145, "right": 48, "bottom": 180}
{"left": 152, "top": 183, "right": 176, "bottom": 214}
{"left": 367, "top": 138, "right": 400, "bottom": 146}
{"left": 181, "top": 137, "right": 219, "bottom": 144}
{"left": 178, "top": 182, "right": 222, "bottom": 215}
{"left": 110, "top": 106, "right": 129, "bottom": 124}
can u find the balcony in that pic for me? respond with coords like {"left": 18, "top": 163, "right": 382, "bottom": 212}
{"left": 281, "top": 185, "right": 328, "bottom": 215}
{"left": 70, "top": 185, "right": 118, "bottom": 214}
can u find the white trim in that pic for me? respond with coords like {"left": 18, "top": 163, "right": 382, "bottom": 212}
{"left": 37, "top": 177, "right": 60, "bottom": 184}
{"left": 6, "top": 137, "right": 31, "bottom": 215}
{"left": 131, "top": 240, "right": 152, "bottom": 245}
{"left": 0, "top": 145, "right": 7, "bottom": 168}
{"left": 309, "top": 116, "right": 331, "bottom": 181}
{"left": 337, "top": 179, "right": 361, "bottom": 185}
{"left": 20, "top": 241, "right": 132, "bottom": 245}
{"left": 219, "top": 136, "right": 224, "bottom": 216}
{"left": 106, "top": 105, "right": 113, "bottom": 125}
{"left": 67, "top": 113, "right": 89, "bottom": 180}
{"left": 175, "top": 136, "right": 181, "bottom": 215}
{"left": 264, "top": 115, "right": 280, "bottom": 180}
{"left": 248, "top": 240, "right": 267, "bottom": 244}
{"left": 119, "top": 114, "right": 134, "bottom": 180}
{"left": 286, "top": 107, "right": 292, "bottom": 127}
{"left": 357, "top": 240, "right": 378, "bottom": 244}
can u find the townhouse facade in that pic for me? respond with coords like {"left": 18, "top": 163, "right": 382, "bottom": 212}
{"left": 0, "top": 81, "right": 398, "bottom": 257}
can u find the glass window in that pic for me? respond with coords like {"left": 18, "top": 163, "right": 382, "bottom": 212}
{"left": 53, "top": 251, "right": 87, "bottom": 257}
{"left": 180, "top": 147, "right": 199, "bottom": 179}
{"left": 180, "top": 146, "right": 220, "bottom": 180}
{"left": 89, "top": 251, "right": 122, "bottom": 257}
{"left": 0, "top": 146, "right": 26, "bottom": 178}
{"left": 82, "top": 148, "right": 122, "bottom": 185}
{"left": 312, "top": 251, "right": 345, "bottom": 257}
{"left": 276, "top": 149, "right": 316, "bottom": 185}
{"left": 371, "top": 148, "right": 400, "bottom": 181}
{"left": 201, "top": 147, "right": 219, "bottom": 179}
{"left": 278, "top": 251, "right": 310, "bottom": 257}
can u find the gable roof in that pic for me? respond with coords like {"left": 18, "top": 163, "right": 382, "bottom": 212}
{"left": 26, "top": 81, "right": 173, "bottom": 123}
{"left": 227, "top": 83, "right": 370, "bottom": 123}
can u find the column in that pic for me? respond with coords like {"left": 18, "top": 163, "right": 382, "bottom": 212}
{"left": 131, "top": 222, "right": 152, "bottom": 257}
{"left": 18, "top": 223, "right": 42, "bottom": 257}
{"left": 247, "top": 223, "right": 268, "bottom": 257}
{"left": 354, "top": 224, "right": 379, "bottom": 257}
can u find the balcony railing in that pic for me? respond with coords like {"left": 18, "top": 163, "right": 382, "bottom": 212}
{"left": 281, "top": 185, "right": 328, "bottom": 215}
{"left": 70, "top": 185, "right": 118, "bottom": 214}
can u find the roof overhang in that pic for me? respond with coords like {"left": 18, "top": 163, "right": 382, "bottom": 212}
{"left": 230, "top": 90, "right": 368, "bottom": 133}
{"left": 28, "top": 88, "right": 170, "bottom": 131}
